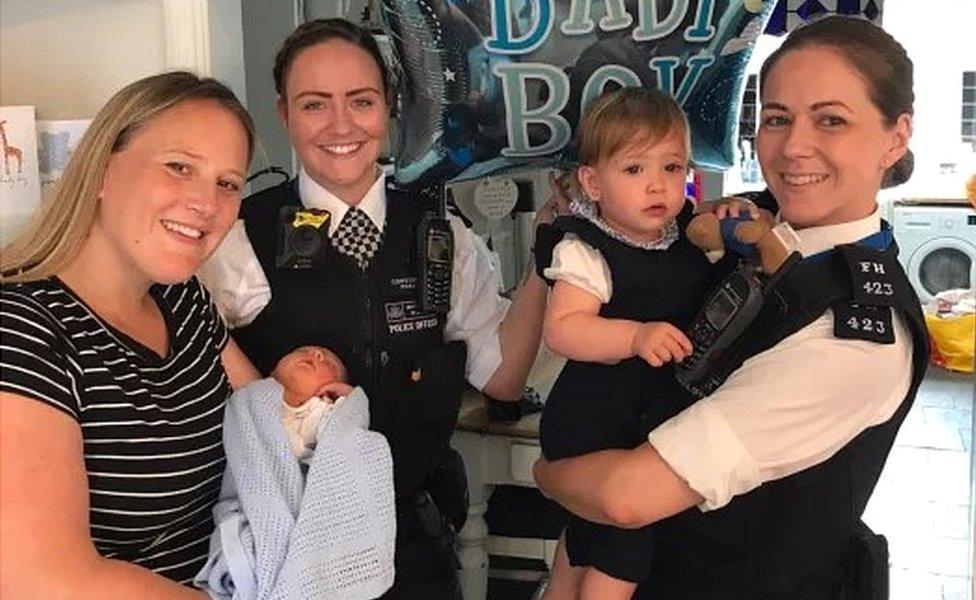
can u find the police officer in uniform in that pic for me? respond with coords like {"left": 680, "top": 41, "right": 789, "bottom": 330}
{"left": 200, "top": 19, "right": 557, "bottom": 599}
{"left": 534, "top": 17, "right": 925, "bottom": 599}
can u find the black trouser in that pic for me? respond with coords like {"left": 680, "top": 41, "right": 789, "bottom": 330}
{"left": 380, "top": 491, "right": 463, "bottom": 600}
{"left": 635, "top": 523, "right": 886, "bottom": 600}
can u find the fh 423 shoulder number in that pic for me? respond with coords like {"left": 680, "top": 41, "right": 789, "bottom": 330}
{"left": 846, "top": 315, "right": 887, "bottom": 334}
{"left": 862, "top": 281, "right": 894, "bottom": 297}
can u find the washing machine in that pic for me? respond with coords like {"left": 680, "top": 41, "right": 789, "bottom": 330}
{"left": 892, "top": 203, "right": 976, "bottom": 304}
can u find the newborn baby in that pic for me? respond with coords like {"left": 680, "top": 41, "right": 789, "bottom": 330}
{"left": 197, "top": 347, "right": 396, "bottom": 599}
{"left": 271, "top": 345, "right": 352, "bottom": 460}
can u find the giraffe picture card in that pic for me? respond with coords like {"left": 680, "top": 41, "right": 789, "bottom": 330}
{"left": 0, "top": 105, "right": 41, "bottom": 245}
{"left": 37, "top": 119, "right": 91, "bottom": 201}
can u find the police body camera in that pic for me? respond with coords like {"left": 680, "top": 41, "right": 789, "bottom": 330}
{"left": 276, "top": 206, "right": 331, "bottom": 269}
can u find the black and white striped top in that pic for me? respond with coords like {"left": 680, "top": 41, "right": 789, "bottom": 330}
{"left": 0, "top": 277, "right": 229, "bottom": 585}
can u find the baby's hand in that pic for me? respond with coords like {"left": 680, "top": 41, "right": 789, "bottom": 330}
{"left": 699, "top": 196, "right": 776, "bottom": 227}
{"left": 697, "top": 196, "right": 760, "bottom": 220}
{"left": 631, "top": 322, "right": 693, "bottom": 367}
{"left": 321, "top": 382, "right": 353, "bottom": 401}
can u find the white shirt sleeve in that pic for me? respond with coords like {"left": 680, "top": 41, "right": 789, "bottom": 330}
{"left": 197, "top": 220, "right": 271, "bottom": 329}
{"left": 443, "top": 216, "right": 511, "bottom": 391}
{"left": 648, "top": 309, "right": 914, "bottom": 511}
{"left": 542, "top": 235, "right": 612, "bottom": 303}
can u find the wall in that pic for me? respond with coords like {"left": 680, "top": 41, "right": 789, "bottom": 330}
{"left": 1, "top": 0, "right": 248, "bottom": 122}
{"left": 1, "top": 0, "right": 167, "bottom": 119}
{"left": 882, "top": 0, "right": 976, "bottom": 200}
{"left": 721, "top": 2, "right": 976, "bottom": 204}
{"left": 208, "top": 0, "right": 247, "bottom": 105}
{"left": 240, "top": 0, "right": 299, "bottom": 187}
{"left": 0, "top": 0, "right": 250, "bottom": 160}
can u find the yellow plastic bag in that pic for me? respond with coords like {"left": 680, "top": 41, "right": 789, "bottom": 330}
{"left": 924, "top": 312, "right": 975, "bottom": 373}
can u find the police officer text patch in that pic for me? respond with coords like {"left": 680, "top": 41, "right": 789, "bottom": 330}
{"left": 839, "top": 245, "right": 900, "bottom": 307}
{"left": 384, "top": 300, "right": 439, "bottom": 335}
{"left": 833, "top": 302, "right": 895, "bottom": 344}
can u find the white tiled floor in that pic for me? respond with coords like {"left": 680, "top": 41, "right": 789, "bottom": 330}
{"left": 865, "top": 366, "right": 975, "bottom": 600}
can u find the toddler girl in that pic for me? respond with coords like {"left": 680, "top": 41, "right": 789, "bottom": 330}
{"left": 536, "top": 87, "right": 716, "bottom": 599}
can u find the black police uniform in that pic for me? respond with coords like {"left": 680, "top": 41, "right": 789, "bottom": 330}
{"left": 534, "top": 202, "right": 719, "bottom": 582}
{"left": 236, "top": 179, "right": 467, "bottom": 599}
{"left": 634, "top": 230, "right": 929, "bottom": 599}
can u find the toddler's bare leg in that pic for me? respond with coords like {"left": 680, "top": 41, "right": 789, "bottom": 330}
{"left": 541, "top": 531, "right": 584, "bottom": 600}
{"left": 579, "top": 567, "right": 637, "bottom": 600}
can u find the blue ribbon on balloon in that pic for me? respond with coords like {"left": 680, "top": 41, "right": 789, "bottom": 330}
{"left": 764, "top": 0, "right": 882, "bottom": 36}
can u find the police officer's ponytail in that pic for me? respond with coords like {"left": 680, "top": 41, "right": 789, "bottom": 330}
{"left": 761, "top": 16, "right": 915, "bottom": 188}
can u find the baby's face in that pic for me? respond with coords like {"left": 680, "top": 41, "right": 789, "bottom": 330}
{"left": 272, "top": 346, "right": 347, "bottom": 402}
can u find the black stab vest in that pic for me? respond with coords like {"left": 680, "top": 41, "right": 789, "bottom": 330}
{"left": 235, "top": 180, "right": 466, "bottom": 497}
{"left": 637, "top": 236, "right": 930, "bottom": 600}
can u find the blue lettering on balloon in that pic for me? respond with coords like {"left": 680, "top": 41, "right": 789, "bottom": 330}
{"left": 633, "top": 0, "right": 688, "bottom": 42}
{"left": 647, "top": 52, "right": 714, "bottom": 105}
{"left": 685, "top": 0, "right": 716, "bottom": 41}
{"left": 675, "top": 51, "right": 715, "bottom": 104}
{"left": 560, "top": 0, "right": 633, "bottom": 35}
{"left": 648, "top": 56, "right": 680, "bottom": 97}
{"left": 579, "top": 64, "right": 642, "bottom": 114}
{"left": 486, "top": 0, "right": 555, "bottom": 55}
{"left": 493, "top": 62, "right": 572, "bottom": 156}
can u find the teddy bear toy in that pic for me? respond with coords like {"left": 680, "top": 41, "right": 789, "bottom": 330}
{"left": 686, "top": 212, "right": 798, "bottom": 276}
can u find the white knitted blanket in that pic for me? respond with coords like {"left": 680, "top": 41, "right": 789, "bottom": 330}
{"left": 194, "top": 379, "right": 396, "bottom": 600}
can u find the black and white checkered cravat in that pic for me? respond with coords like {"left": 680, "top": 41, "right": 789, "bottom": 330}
{"left": 331, "top": 207, "right": 382, "bottom": 270}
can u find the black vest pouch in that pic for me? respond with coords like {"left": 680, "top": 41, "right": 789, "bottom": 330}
{"left": 424, "top": 447, "right": 469, "bottom": 533}
{"left": 842, "top": 521, "right": 889, "bottom": 600}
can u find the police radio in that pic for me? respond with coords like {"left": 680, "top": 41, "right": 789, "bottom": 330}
{"left": 675, "top": 251, "right": 801, "bottom": 399}
{"left": 416, "top": 185, "right": 453, "bottom": 314}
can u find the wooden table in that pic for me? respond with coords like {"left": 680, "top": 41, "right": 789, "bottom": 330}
{"left": 452, "top": 387, "right": 548, "bottom": 600}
